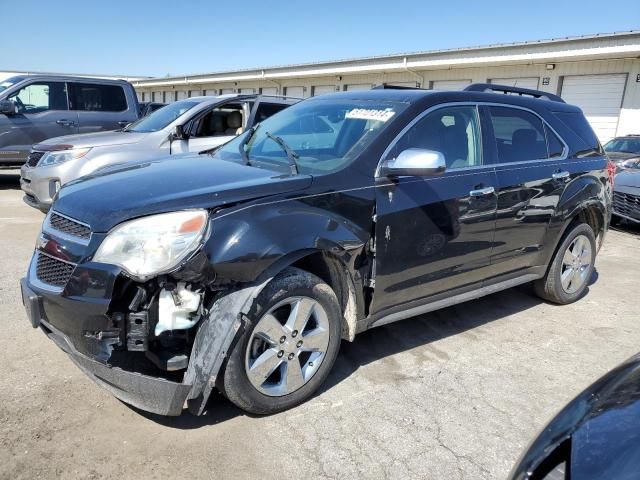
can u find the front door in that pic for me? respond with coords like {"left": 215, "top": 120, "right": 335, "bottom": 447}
{"left": 371, "top": 104, "right": 498, "bottom": 315}
{"left": 2, "top": 81, "right": 77, "bottom": 162}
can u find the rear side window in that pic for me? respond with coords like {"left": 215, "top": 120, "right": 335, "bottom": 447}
{"left": 552, "top": 111, "right": 602, "bottom": 154}
{"left": 8, "top": 81, "right": 68, "bottom": 113}
{"left": 545, "top": 125, "right": 565, "bottom": 158}
{"left": 488, "top": 107, "right": 547, "bottom": 162}
{"left": 69, "top": 83, "right": 127, "bottom": 112}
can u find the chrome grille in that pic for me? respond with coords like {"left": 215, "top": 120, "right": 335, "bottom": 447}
{"left": 49, "top": 212, "right": 91, "bottom": 240}
{"left": 613, "top": 191, "right": 640, "bottom": 219}
{"left": 36, "top": 252, "right": 75, "bottom": 287}
{"left": 26, "top": 150, "right": 45, "bottom": 167}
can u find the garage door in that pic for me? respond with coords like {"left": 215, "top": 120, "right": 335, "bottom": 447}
{"left": 345, "top": 84, "right": 372, "bottom": 91}
{"left": 239, "top": 88, "right": 255, "bottom": 94}
{"left": 431, "top": 80, "right": 471, "bottom": 90}
{"left": 177, "top": 91, "right": 187, "bottom": 100}
{"left": 189, "top": 90, "right": 201, "bottom": 97}
{"left": 164, "top": 91, "right": 175, "bottom": 102}
{"left": 220, "top": 88, "right": 235, "bottom": 94}
{"left": 285, "top": 86, "right": 305, "bottom": 97}
{"left": 153, "top": 91, "right": 162, "bottom": 102}
{"left": 260, "top": 87, "right": 278, "bottom": 95}
{"left": 204, "top": 89, "right": 217, "bottom": 96}
{"left": 490, "top": 77, "right": 540, "bottom": 90}
{"left": 312, "top": 85, "right": 336, "bottom": 96}
{"left": 560, "top": 74, "right": 627, "bottom": 142}
{"left": 384, "top": 82, "right": 419, "bottom": 88}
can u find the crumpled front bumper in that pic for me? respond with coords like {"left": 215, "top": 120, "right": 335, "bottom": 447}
{"left": 43, "top": 318, "right": 191, "bottom": 415}
{"left": 21, "top": 277, "right": 191, "bottom": 416}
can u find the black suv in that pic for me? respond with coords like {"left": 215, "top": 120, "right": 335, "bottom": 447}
{"left": 21, "top": 84, "right": 612, "bottom": 416}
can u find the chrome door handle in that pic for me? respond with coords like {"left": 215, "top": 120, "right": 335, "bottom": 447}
{"left": 56, "top": 119, "right": 75, "bottom": 127}
{"left": 469, "top": 186, "right": 495, "bottom": 197}
{"left": 552, "top": 171, "right": 570, "bottom": 180}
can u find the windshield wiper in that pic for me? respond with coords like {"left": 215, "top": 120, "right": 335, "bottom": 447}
{"left": 265, "top": 131, "right": 299, "bottom": 175}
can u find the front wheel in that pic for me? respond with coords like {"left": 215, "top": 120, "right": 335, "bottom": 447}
{"left": 221, "top": 268, "right": 342, "bottom": 414}
{"left": 534, "top": 223, "right": 596, "bottom": 304}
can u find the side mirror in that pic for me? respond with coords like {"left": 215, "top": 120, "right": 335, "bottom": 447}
{"left": 0, "top": 100, "right": 17, "bottom": 115}
{"left": 379, "top": 148, "right": 446, "bottom": 177}
{"left": 171, "top": 125, "right": 188, "bottom": 140}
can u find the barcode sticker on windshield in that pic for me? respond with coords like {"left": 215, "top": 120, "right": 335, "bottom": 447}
{"left": 346, "top": 108, "right": 395, "bottom": 122}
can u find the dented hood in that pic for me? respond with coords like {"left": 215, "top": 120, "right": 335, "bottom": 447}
{"left": 53, "top": 154, "right": 312, "bottom": 232}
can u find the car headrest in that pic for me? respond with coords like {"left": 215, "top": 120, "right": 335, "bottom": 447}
{"left": 227, "top": 111, "right": 242, "bottom": 129}
{"left": 209, "top": 114, "right": 226, "bottom": 133}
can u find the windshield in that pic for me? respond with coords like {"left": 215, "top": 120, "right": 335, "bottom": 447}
{"left": 125, "top": 100, "right": 199, "bottom": 133}
{"left": 212, "top": 98, "right": 407, "bottom": 174}
{"left": 0, "top": 76, "right": 25, "bottom": 94}
{"left": 604, "top": 137, "right": 640, "bottom": 154}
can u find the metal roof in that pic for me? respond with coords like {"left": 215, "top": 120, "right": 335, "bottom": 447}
{"left": 134, "top": 30, "right": 640, "bottom": 87}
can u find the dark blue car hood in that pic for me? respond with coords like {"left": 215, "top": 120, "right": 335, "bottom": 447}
{"left": 54, "top": 155, "right": 312, "bottom": 232}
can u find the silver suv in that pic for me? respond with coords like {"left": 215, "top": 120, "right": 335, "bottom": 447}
{"left": 20, "top": 94, "right": 298, "bottom": 211}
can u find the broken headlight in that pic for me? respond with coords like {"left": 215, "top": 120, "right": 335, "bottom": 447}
{"left": 94, "top": 210, "right": 208, "bottom": 281}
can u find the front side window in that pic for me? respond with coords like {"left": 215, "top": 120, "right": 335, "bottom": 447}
{"left": 213, "top": 98, "right": 408, "bottom": 175}
{"left": 69, "top": 83, "right": 127, "bottom": 112}
{"left": 489, "top": 107, "right": 548, "bottom": 163}
{"left": 8, "top": 82, "right": 68, "bottom": 113}
{"left": 191, "top": 103, "right": 245, "bottom": 138}
{"left": 125, "top": 100, "right": 199, "bottom": 133}
{"left": 386, "top": 105, "right": 482, "bottom": 170}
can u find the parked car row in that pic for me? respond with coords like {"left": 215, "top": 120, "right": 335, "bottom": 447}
{"left": 19, "top": 92, "right": 297, "bottom": 211}
{"left": 20, "top": 82, "right": 612, "bottom": 421}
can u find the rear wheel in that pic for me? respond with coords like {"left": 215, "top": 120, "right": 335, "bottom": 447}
{"left": 221, "top": 268, "right": 342, "bottom": 414}
{"left": 534, "top": 223, "right": 596, "bottom": 304}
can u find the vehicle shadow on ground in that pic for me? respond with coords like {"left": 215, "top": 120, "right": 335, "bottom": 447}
{"left": 0, "top": 171, "right": 21, "bottom": 190}
{"left": 611, "top": 221, "right": 640, "bottom": 236}
{"left": 136, "top": 272, "right": 598, "bottom": 429}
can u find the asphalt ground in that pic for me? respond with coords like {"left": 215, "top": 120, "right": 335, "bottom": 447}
{"left": 1, "top": 169, "right": 639, "bottom": 479}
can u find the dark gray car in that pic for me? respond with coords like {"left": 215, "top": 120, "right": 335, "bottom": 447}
{"left": 613, "top": 168, "right": 640, "bottom": 223}
{"left": 604, "top": 135, "right": 640, "bottom": 170}
{"left": 0, "top": 75, "right": 140, "bottom": 167}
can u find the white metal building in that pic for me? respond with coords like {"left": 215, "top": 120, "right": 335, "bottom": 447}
{"left": 133, "top": 31, "right": 640, "bottom": 143}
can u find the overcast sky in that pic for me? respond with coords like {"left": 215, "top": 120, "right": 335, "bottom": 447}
{"left": 4, "top": 0, "right": 639, "bottom": 77}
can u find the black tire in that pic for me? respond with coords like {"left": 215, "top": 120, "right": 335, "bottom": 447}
{"left": 534, "top": 222, "right": 596, "bottom": 304}
{"left": 221, "top": 267, "right": 342, "bottom": 415}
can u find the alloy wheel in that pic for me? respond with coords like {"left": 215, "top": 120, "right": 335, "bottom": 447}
{"left": 560, "top": 234, "right": 593, "bottom": 294}
{"left": 245, "top": 296, "right": 331, "bottom": 397}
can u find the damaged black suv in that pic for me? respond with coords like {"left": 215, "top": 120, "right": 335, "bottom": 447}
{"left": 21, "top": 84, "right": 612, "bottom": 416}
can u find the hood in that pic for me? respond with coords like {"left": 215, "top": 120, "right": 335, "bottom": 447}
{"left": 615, "top": 169, "right": 640, "bottom": 188}
{"left": 607, "top": 151, "right": 640, "bottom": 162}
{"left": 53, "top": 154, "right": 312, "bottom": 232}
{"left": 36, "top": 130, "right": 147, "bottom": 149}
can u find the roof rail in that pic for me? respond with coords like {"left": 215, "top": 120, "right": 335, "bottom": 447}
{"left": 373, "top": 83, "right": 422, "bottom": 90}
{"left": 464, "top": 83, "right": 565, "bottom": 103}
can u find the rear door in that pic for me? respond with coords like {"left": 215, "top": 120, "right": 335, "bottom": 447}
{"left": 371, "top": 104, "right": 498, "bottom": 315}
{"left": 2, "top": 80, "right": 77, "bottom": 161}
{"left": 69, "top": 82, "right": 136, "bottom": 134}
{"left": 483, "top": 105, "right": 571, "bottom": 277}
